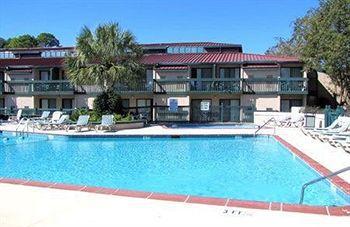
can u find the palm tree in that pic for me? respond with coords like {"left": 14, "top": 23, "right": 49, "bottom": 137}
{"left": 65, "top": 23, "right": 143, "bottom": 92}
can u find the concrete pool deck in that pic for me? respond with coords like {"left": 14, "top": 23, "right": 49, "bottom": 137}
{"left": 0, "top": 124, "right": 349, "bottom": 226}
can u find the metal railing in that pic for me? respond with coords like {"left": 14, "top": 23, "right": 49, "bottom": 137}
{"left": 153, "top": 78, "right": 307, "bottom": 94}
{"left": 1, "top": 78, "right": 307, "bottom": 95}
{"left": 4, "top": 80, "right": 74, "bottom": 94}
{"left": 299, "top": 166, "right": 350, "bottom": 204}
{"left": 254, "top": 117, "right": 276, "bottom": 136}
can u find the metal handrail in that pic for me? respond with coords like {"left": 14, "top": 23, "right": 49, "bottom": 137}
{"left": 254, "top": 117, "right": 275, "bottom": 136}
{"left": 299, "top": 166, "right": 350, "bottom": 204}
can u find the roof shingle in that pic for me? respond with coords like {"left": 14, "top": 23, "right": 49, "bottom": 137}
{"left": 141, "top": 52, "right": 299, "bottom": 65}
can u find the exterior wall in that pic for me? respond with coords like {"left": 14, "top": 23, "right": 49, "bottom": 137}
{"left": 155, "top": 70, "right": 188, "bottom": 79}
{"left": 241, "top": 95, "right": 280, "bottom": 111}
{"left": 4, "top": 95, "right": 34, "bottom": 108}
{"left": 241, "top": 68, "right": 280, "bottom": 79}
{"left": 4, "top": 71, "right": 34, "bottom": 81}
{"left": 75, "top": 95, "right": 95, "bottom": 109}
{"left": 153, "top": 95, "right": 189, "bottom": 106}
{"left": 33, "top": 96, "right": 76, "bottom": 109}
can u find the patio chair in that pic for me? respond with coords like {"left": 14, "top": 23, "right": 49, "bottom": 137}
{"left": 10, "top": 109, "right": 23, "bottom": 123}
{"left": 65, "top": 115, "right": 90, "bottom": 132}
{"left": 31, "top": 111, "right": 50, "bottom": 122}
{"left": 50, "top": 111, "right": 63, "bottom": 124}
{"left": 329, "top": 137, "right": 350, "bottom": 154}
{"left": 312, "top": 119, "right": 350, "bottom": 141}
{"left": 284, "top": 115, "right": 304, "bottom": 127}
{"left": 42, "top": 115, "right": 71, "bottom": 130}
{"left": 301, "top": 116, "right": 343, "bottom": 136}
{"left": 34, "top": 111, "right": 63, "bottom": 129}
{"left": 95, "top": 115, "right": 114, "bottom": 132}
{"left": 270, "top": 115, "right": 291, "bottom": 127}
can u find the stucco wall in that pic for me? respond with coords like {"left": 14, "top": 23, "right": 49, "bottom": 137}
{"left": 241, "top": 68, "right": 280, "bottom": 79}
{"left": 155, "top": 70, "right": 188, "bottom": 79}
{"left": 241, "top": 95, "right": 280, "bottom": 111}
{"left": 5, "top": 96, "right": 34, "bottom": 108}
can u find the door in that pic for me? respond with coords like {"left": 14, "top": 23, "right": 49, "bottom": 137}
{"left": 191, "top": 99, "right": 212, "bottom": 122}
{"left": 219, "top": 99, "right": 240, "bottom": 122}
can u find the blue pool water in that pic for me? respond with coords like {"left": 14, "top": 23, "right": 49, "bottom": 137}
{"left": 0, "top": 131, "right": 349, "bottom": 206}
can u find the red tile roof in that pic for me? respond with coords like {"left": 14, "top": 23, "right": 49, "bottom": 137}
{"left": 157, "top": 66, "right": 189, "bottom": 70}
{"left": 243, "top": 64, "right": 279, "bottom": 68}
{"left": 141, "top": 53, "right": 299, "bottom": 65}
{"left": 0, "top": 58, "right": 64, "bottom": 68}
{"left": 0, "top": 52, "right": 300, "bottom": 68}
{"left": 141, "top": 42, "right": 240, "bottom": 48}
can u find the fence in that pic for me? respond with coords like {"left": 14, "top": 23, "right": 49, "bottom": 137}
{"left": 324, "top": 105, "right": 345, "bottom": 127}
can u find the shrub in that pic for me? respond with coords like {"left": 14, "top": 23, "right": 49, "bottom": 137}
{"left": 113, "top": 113, "right": 133, "bottom": 123}
{"left": 70, "top": 108, "right": 89, "bottom": 121}
{"left": 93, "top": 90, "right": 123, "bottom": 115}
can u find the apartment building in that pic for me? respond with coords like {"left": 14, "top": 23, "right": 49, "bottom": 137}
{"left": 0, "top": 42, "right": 308, "bottom": 122}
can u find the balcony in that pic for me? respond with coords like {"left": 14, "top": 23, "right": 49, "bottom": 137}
{"left": 3, "top": 80, "right": 75, "bottom": 95}
{"left": 2, "top": 80, "right": 153, "bottom": 95}
{"left": 154, "top": 78, "right": 308, "bottom": 94}
{"left": 75, "top": 83, "right": 153, "bottom": 94}
{"left": 0, "top": 78, "right": 308, "bottom": 95}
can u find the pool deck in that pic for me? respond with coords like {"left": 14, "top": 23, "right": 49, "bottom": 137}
{"left": 0, "top": 123, "right": 349, "bottom": 226}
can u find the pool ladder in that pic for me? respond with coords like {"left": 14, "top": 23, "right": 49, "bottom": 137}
{"left": 254, "top": 117, "right": 276, "bottom": 136}
{"left": 299, "top": 166, "right": 350, "bottom": 204}
{"left": 15, "top": 118, "right": 32, "bottom": 137}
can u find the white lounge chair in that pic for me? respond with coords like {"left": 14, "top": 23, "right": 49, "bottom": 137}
{"left": 330, "top": 137, "right": 350, "bottom": 153}
{"left": 34, "top": 111, "right": 63, "bottom": 129}
{"left": 312, "top": 119, "right": 350, "bottom": 141}
{"left": 65, "top": 115, "right": 90, "bottom": 132}
{"left": 301, "top": 116, "right": 343, "bottom": 136}
{"left": 269, "top": 115, "right": 291, "bottom": 127}
{"left": 284, "top": 115, "right": 304, "bottom": 127}
{"left": 11, "top": 109, "right": 23, "bottom": 123}
{"left": 95, "top": 115, "right": 114, "bottom": 132}
{"left": 31, "top": 111, "right": 50, "bottom": 122}
{"left": 42, "top": 115, "right": 70, "bottom": 130}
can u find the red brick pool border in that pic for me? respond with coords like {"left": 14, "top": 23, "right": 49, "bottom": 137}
{"left": 0, "top": 135, "right": 349, "bottom": 216}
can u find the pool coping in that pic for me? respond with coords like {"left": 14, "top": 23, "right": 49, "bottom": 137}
{"left": 0, "top": 135, "right": 349, "bottom": 216}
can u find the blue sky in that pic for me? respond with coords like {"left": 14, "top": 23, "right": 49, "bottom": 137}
{"left": 0, "top": 0, "right": 318, "bottom": 54}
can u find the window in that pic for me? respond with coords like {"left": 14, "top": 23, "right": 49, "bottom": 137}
{"left": 39, "top": 70, "right": 51, "bottom": 80}
{"left": 62, "top": 98, "right": 73, "bottom": 109}
{"left": 137, "top": 99, "right": 152, "bottom": 107}
{"left": 290, "top": 67, "right": 303, "bottom": 77}
{"left": 167, "top": 46, "right": 206, "bottom": 54}
{"left": 137, "top": 99, "right": 152, "bottom": 115}
{"left": 281, "top": 67, "right": 303, "bottom": 78}
{"left": 191, "top": 68, "right": 197, "bottom": 78}
{"left": 220, "top": 68, "right": 239, "bottom": 78}
{"left": 61, "top": 70, "right": 66, "bottom": 80}
{"left": 40, "top": 98, "right": 56, "bottom": 109}
{"left": 201, "top": 68, "right": 212, "bottom": 78}
{"left": 280, "top": 99, "right": 303, "bottom": 112}
{"left": 121, "top": 99, "right": 129, "bottom": 108}
{"left": 0, "top": 98, "right": 4, "bottom": 108}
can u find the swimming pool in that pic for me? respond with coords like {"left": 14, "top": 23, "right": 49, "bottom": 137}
{"left": 0, "top": 131, "right": 349, "bottom": 207}
{"left": 169, "top": 123, "right": 257, "bottom": 129}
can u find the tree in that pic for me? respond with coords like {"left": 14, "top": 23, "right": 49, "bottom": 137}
{"left": 265, "top": 37, "right": 301, "bottom": 57}
{"left": 65, "top": 22, "right": 143, "bottom": 92}
{"left": 266, "top": 0, "right": 350, "bottom": 104}
{"left": 5, "top": 34, "right": 38, "bottom": 48}
{"left": 0, "top": 37, "right": 6, "bottom": 48}
{"left": 37, "top": 33, "right": 60, "bottom": 47}
{"left": 294, "top": 0, "right": 350, "bottom": 104}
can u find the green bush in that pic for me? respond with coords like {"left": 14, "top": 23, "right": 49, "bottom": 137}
{"left": 89, "top": 110, "right": 102, "bottom": 122}
{"left": 114, "top": 113, "right": 133, "bottom": 123}
{"left": 70, "top": 108, "right": 89, "bottom": 121}
{"left": 93, "top": 90, "right": 123, "bottom": 115}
